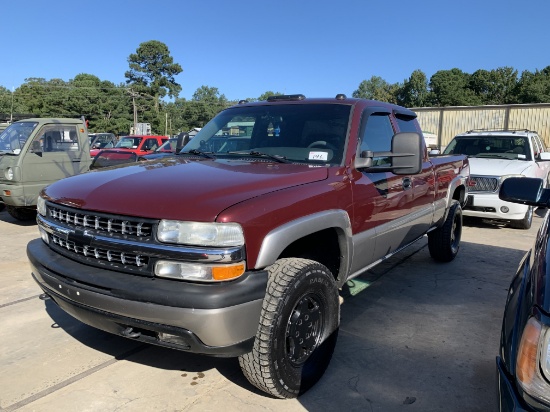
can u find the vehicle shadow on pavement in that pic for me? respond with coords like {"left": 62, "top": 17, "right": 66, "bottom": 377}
{"left": 297, "top": 240, "right": 526, "bottom": 411}
{"left": 41, "top": 298, "right": 263, "bottom": 394}
{"left": 38, "top": 238, "right": 527, "bottom": 408}
{"left": 0, "top": 209, "right": 37, "bottom": 226}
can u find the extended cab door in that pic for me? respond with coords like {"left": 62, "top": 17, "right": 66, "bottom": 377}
{"left": 393, "top": 111, "right": 436, "bottom": 239}
{"left": 22, "top": 124, "right": 88, "bottom": 203}
{"left": 349, "top": 109, "right": 433, "bottom": 273}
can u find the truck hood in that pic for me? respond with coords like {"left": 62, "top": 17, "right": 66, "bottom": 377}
{"left": 468, "top": 157, "right": 531, "bottom": 176}
{"left": 44, "top": 158, "right": 329, "bottom": 221}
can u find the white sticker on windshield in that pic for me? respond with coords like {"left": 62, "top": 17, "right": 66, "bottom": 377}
{"left": 309, "top": 151, "right": 328, "bottom": 161}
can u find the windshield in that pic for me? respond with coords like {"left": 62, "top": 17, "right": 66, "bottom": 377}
{"left": 0, "top": 121, "right": 39, "bottom": 155}
{"left": 443, "top": 135, "right": 531, "bottom": 161}
{"left": 115, "top": 136, "right": 143, "bottom": 149}
{"left": 90, "top": 133, "right": 115, "bottom": 149}
{"left": 184, "top": 103, "right": 351, "bottom": 165}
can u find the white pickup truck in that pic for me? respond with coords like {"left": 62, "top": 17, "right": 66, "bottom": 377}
{"left": 443, "top": 129, "right": 550, "bottom": 229}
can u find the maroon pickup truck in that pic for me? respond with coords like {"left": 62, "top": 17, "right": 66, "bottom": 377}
{"left": 27, "top": 94, "right": 469, "bottom": 398}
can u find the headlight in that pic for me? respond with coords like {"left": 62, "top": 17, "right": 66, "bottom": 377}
{"left": 5, "top": 167, "right": 14, "bottom": 180}
{"left": 516, "top": 317, "right": 550, "bottom": 405}
{"left": 155, "top": 260, "right": 245, "bottom": 282}
{"left": 37, "top": 196, "right": 47, "bottom": 216}
{"left": 157, "top": 220, "right": 244, "bottom": 247}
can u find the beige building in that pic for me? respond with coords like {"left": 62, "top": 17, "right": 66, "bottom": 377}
{"left": 413, "top": 103, "right": 550, "bottom": 150}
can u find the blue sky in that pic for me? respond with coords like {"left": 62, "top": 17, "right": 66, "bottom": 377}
{"left": 2, "top": 0, "right": 549, "bottom": 101}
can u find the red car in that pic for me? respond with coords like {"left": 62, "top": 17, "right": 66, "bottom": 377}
{"left": 90, "top": 135, "right": 167, "bottom": 157}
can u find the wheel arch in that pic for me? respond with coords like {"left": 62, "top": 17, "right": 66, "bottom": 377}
{"left": 254, "top": 210, "right": 352, "bottom": 286}
{"left": 434, "top": 177, "right": 467, "bottom": 228}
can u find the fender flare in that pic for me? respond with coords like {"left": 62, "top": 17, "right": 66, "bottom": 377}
{"left": 254, "top": 210, "right": 353, "bottom": 276}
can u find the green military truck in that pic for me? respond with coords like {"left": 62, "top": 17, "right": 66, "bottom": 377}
{"left": 0, "top": 118, "right": 91, "bottom": 220}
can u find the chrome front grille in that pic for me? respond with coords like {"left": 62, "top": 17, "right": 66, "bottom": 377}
{"left": 51, "top": 234, "right": 149, "bottom": 268}
{"left": 469, "top": 176, "right": 499, "bottom": 193}
{"left": 49, "top": 205, "right": 153, "bottom": 239}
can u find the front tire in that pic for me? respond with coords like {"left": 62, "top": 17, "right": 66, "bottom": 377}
{"left": 509, "top": 206, "right": 533, "bottom": 230}
{"left": 239, "top": 258, "right": 340, "bottom": 398}
{"left": 428, "top": 200, "right": 462, "bottom": 262}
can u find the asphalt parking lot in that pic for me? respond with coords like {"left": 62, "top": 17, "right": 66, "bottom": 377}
{"left": 0, "top": 209, "right": 542, "bottom": 412}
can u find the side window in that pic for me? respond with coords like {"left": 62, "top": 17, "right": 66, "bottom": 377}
{"left": 359, "top": 113, "right": 394, "bottom": 165}
{"left": 33, "top": 125, "right": 79, "bottom": 152}
{"left": 394, "top": 115, "right": 418, "bottom": 133}
{"left": 144, "top": 138, "right": 158, "bottom": 151}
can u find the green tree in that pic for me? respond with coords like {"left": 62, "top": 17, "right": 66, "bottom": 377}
{"left": 352, "top": 76, "right": 399, "bottom": 103}
{"left": 515, "top": 66, "right": 550, "bottom": 103}
{"left": 184, "top": 86, "right": 229, "bottom": 128}
{"left": 69, "top": 74, "right": 134, "bottom": 134}
{"left": 428, "top": 68, "right": 481, "bottom": 106}
{"left": 397, "top": 70, "right": 429, "bottom": 107}
{"left": 469, "top": 67, "right": 518, "bottom": 105}
{"left": 0, "top": 86, "right": 12, "bottom": 119}
{"left": 125, "top": 40, "right": 183, "bottom": 132}
{"left": 16, "top": 77, "right": 70, "bottom": 117}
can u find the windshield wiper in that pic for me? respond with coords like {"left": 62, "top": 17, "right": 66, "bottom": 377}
{"left": 474, "top": 154, "right": 513, "bottom": 159}
{"left": 179, "top": 149, "right": 216, "bottom": 159}
{"left": 227, "top": 150, "right": 290, "bottom": 163}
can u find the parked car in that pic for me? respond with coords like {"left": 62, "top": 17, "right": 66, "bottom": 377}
{"left": 138, "top": 133, "right": 188, "bottom": 161}
{"left": 497, "top": 176, "right": 550, "bottom": 411}
{"left": 105, "top": 135, "right": 168, "bottom": 156}
{"left": 444, "top": 129, "right": 550, "bottom": 229}
{"left": 88, "top": 133, "right": 117, "bottom": 156}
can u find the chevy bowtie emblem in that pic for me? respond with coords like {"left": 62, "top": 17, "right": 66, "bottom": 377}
{"left": 69, "top": 229, "right": 94, "bottom": 246}
{"left": 55, "top": 227, "right": 93, "bottom": 246}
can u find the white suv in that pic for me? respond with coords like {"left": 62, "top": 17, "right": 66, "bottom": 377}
{"left": 443, "top": 129, "right": 550, "bottom": 229}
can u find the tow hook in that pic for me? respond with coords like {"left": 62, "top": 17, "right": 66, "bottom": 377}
{"left": 39, "top": 293, "right": 50, "bottom": 300}
{"left": 120, "top": 327, "right": 141, "bottom": 338}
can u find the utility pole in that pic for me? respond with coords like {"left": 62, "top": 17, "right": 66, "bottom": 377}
{"left": 127, "top": 88, "right": 138, "bottom": 135}
{"left": 133, "top": 95, "right": 137, "bottom": 134}
{"left": 10, "top": 87, "right": 14, "bottom": 123}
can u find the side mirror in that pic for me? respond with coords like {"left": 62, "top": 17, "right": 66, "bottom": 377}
{"left": 429, "top": 149, "right": 441, "bottom": 155}
{"left": 355, "top": 132, "right": 423, "bottom": 175}
{"left": 176, "top": 133, "right": 189, "bottom": 152}
{"left": 392, "top": 132, "right": 423, "bottom": 175}
{"left": 499, "top": 177, "right": 550, "bottom": 207}
{"left": 538, "top": 152, "right": 550, "bottom": 161}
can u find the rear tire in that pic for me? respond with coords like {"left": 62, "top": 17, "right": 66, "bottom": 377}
{"left": 509, "top": 207, "right": 533, "bottom": 230}
{"left": 6, "top": 206, "right": 37, "bottom": 221}
{"left": 428, "top": 200, "right": 462, "bottom": 262}
{"left": 239, "top": 258, "right": 340, "bottom": 398}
